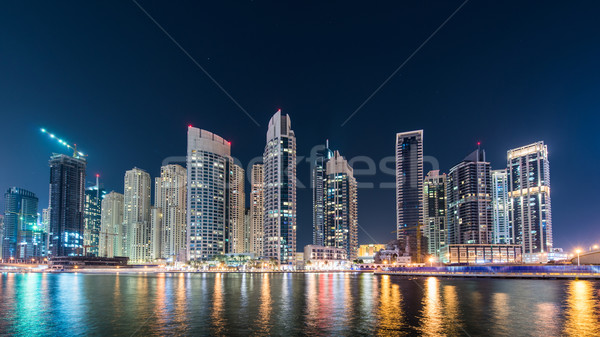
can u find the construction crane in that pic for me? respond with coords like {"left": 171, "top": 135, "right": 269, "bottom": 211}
{"left": 40, "top": 128, "right": 87, "bottom": 158}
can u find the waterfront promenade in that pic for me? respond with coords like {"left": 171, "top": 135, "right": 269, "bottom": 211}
{"left": 375, "top": 265, "right": 600, "bottom": 279}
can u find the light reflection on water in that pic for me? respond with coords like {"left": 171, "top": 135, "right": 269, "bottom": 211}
{"left": 0, "top": 272, "right": 599, "bottom": 336}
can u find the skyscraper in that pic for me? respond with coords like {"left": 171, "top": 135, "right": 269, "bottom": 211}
{"left": 423, "top": 170, "right": 447, "bottom": 259}
{"left": 492, "top": 169, "right": 511, "bottom": 244}
{"left": 83, "top": 175, "right": 106, "bottom": 256}
{"left": 155, "top": 164, "right": 187, "bottom": 262}
{"left": 312, "top": 141, "right": 333, "bottom": 246}
{"left": 249, "top": 163, "right": 264, "bottom": 257}
{"left": 263, "top": 110, "right": 297, "bottom": 266}
{"left": 3, "top": 187, "right": 40, "bottom": 259}
{"left": 150, "top": 206, "right": 163, "bottom": 260}
{"left": 507, "top": 142, "right": 552, "bottom": 253}
{"left": 230, "top": 163, "right": 246, "bottom": 254}
{"left": 124, "top": 167, "right": 152, "bottom": 263}
{"left": 447, "top": 148, "right": 493, "bottom": 245}
{"left": 395, "top": 130, "right": 424, "bottom": 261}
{"left": 187, "top": 127, "right": 233, "bottom": 261}
{"left": 324, "top": 151, "right": 358, "bottom": 260}
{"left": 49, "top": 154, "right": 86, "bottom": 257}
{"left": 0, "top": 215, "right": 4, "bottom": 259}
{"left": 99, "top": 191, "right": 124, "bottom": 258}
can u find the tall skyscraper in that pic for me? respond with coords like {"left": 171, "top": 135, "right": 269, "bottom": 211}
{"left": 230, "top": 164, "right": 246, "bottom": 254}
{"left": 395, "top": 130, "right": 424, "bottom": 261}
{"left": 3, "top": 187, "right": 40, "bottom": 259}
{"left": 187, "top": 127, "right": 233, "bottom": 261}
{"left": 243, "top": 207, "right": 251, "bottom": 253}
{"left": 0, "top": 215, "right": 4, "bottom": 259}
{"left": 49, "top": 154, "right": 86, "bottom": 257}
{"left": 507, "top": 142, "right": 552, "bottom": 253}
{"left": 324, "top": 151, "right": 358, "bottom": 260}
{"left": 150, "top": 206, "right": 163, "bottom": 260}
{"left": 263, "top": 110, "right": 297, "bottom": 266}
{"left": 423, "top": 170, "right": 447, "bottom": 259}
{"left": 42, "top": 208, "right": 50, "bottom": 256}
{"left": 492, "top": 169, "right": 511, "bottom": 244}
{"left": 155, "top": 164, "right": 187, "bottom": 262}
{"left": 312, "top": 141, "right": 333, "bottom": 246}
{"left": 249, "top": 163, "right": 264, "bottom": 257}
{"left": 83, "top": 175, "right": 106, "bottom": 256}
{"left": 447, "top": 148, "right": 493, "bottom": 245}
{"left": 99, "top": 191, "right": 124, "bottom": 258}
{"left": 124, "top": 167, "right": 152, "bottom": 263}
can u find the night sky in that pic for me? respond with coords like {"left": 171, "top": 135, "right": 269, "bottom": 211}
{"left": 1, "top": 1, "right": 599, "bottom": 252}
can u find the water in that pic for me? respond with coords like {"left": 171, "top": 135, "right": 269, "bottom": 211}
{"left": 0, "top": 272, "right": 599, "bottom": 336}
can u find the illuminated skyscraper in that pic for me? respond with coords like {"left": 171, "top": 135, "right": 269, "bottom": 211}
{"left": 263, "top": 110, "right": 297, "bottom": 266}
{"left": 187, "top": 127, "right": 233, "bottom": 261}
{"left": 492, "top": 169, "right": 511, "bottom": 244}
{"left": 447, "top": 148, "right": 492, "bottom": 245}
{"left": 395, "top": 130, "right": 424, "bottom": 261}
{"left": 229, "top": 164, "right": 246, "bottom": 254}
{"left": 99, "top": 192, "right": 124, "bottom": 258}
{"left": 83, "top": 175, "right": 106, "bottom": 256}
{"left": 324, "top": 151, "right": 358, "bottom": 260}
{"left": 124, "top": 167, "right": 152, "bottom": 263}
{"left": 423, "top": 170, "right": 447, "bottom": 259}
{"left": 312, "top": 141, "right": 333, "bottom": 246}
{"left": 507, "top": 142, "right": 552, "bottom": 253}
{"left": 3, "top": 187, "right": 40, "bottom": 259}
{"left": 49, "top": 154, "right": 86, "bottom": 257}
{"left": 155, "top": 164, "right": 187, "bottom": 261}
{"left": 249, "top": 163, "right": 264, "bottom": 257}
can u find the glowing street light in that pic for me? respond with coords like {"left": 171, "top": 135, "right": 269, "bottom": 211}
{"left": 428, "top": 257, "right": 435, "bottom": 267}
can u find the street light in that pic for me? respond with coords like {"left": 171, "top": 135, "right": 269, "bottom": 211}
{"left": 428, "top": 257, "right": 435, "bottom": 267}
{"left": 575, "top": 249, "right": 582, "bottom": 266}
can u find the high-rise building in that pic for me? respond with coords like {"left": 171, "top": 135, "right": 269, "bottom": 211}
{"left": 492, "top": 169, "right": 511, "bottom": 244}
{"left": 323, "top": 151, "right": 358, "bottom": 260}
{"left": 243, "top": 207, "right": 251, "bottom": 254}
{"left": 423, "top": 170, "right": 447, "bottom": 259}
{"left": 249, "top": 163, "right": 264, "bottom": 257}
{"left": 395, "top": 130, "right": 424, "bottom": 261}
{"left": 49, "top": 154, "right": 86, "bottom": 257}
{"left": 447, "top": 148, "right": 492, "bottom": 245}
{"left": 124, "top": 167, "right": 152, "bottom": 263}
{"left": 229, "top": 164, "right": 246, "bottom": 254}
{"left": 312, "top": 142, "right": 333, "bottom": 246}
{"left": 187, "top": 127, "right": 233, "bottom": 261}
{"left": 99, "top": 191, "right": 124, "bottom": 258}
{"left": 0, "top": 214, "right": 4, "bottom": 259}
{"left": 83, "top": 176, "right": 106, "bottom": 256}
{"left": 150, "top": 207, "right": 163, "bottom": 260}
{"left": 3, "top": 187, "right": 40, "bottom": 259}
{"left": 155, "top": 164, "right": 187, "bottom": 262}
{"left": 507, "top": 142, "right": 552, "bottom": 253}
{"left": 263, "top": 110, "right": 297, "bottom": 266}
{"left": 41, "top": 208, "right": 50, "bottom": 256}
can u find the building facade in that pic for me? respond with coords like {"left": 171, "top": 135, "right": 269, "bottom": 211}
{"left": 187, "top": 127, "right": 233, "bottom": 261}
{"left": 263, "top": 110, "right": 297, "bottom": 266}
{"left": 447, "top": 149, "right": 493, "bottom": 245}
{"left": 395, "top": 130, "right": 424, "bottom": 261}
{"left": 49, "top": 154, "right": 86, "bottom": 257}
{"left": 507, "top": 142, "right": 552, "bottom": 253}
{"left": 124, "top": 167, "right": 152, "bottom": 263}
{"left": 492, "top": 169, "right": 511, "bottom": 244}
{"left": 249, "top": 163, "right": 264, "bottom": 257}
{"left": 83, "top": 177, "right": 106, "bottom": 256}
{"left": 423, "top": 170, "right": 447, "bottom": 259}
{"left": 2, "top": 187, "right": 40, "bottom": 260}
{"left": 324, "top": 151, "right": 358, "bottom": 260}
{"left": 312, "top": 142, "right": 333, "bottom": 246}
{"left": 99, "top": 191, "right": 124, "bottom": 258}
{"left": 155, "top": 164, "right": 187, "bottom": 262}
{"left": 229, "top": 164, "right": 246, "bottom": 254}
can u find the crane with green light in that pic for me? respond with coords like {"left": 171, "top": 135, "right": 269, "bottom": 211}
{"left": 40, "top": 128, "right": 87, "bottom": 158}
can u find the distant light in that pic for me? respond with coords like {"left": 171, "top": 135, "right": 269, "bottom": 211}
{"left": 50, "top": 134, "right": 55, "bottom": 138}
{"left": 41, "top": 128, "right": 46, "bottom": 133}
{"left": 96, "top": 173, "right": 100, "bottom": 178}
{"left": 477, "top": 141, "right": 481, "bottom": 146}
{"left": 188, "top": 124, "right": 192, "bottom": 128}
{"left": 277, "top": 108, "right": 281, "bottom": 113}
{"left": 78, "top": 152, "right": 84, "bottom": 156}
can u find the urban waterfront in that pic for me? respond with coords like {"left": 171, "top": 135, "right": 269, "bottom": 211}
{"left": 1, "top": 272, "right": 599, "bottom": 336}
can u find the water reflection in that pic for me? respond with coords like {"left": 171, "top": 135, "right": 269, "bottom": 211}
{"left": 377, "top": 275, "right": 404, "bottom": 334}
{"left": 491, "top": 292, "right": 509, "bottom": 335}
{"left": 419, "top": 277, "right": 443, "bottom": 336}
{"left": 442, "top": 285, "right": 462, "bottom": 335}
{"left": 564, "top": 280, "right": 600, "bottom": 336}
{"left": 257, "top": 273, "right": 272, "bottom": 335}
{"left": 211, "top": 273, "right": 225, "bottom": 335}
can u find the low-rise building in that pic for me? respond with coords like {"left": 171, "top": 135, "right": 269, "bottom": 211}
{"left": 303, "top": 245, "right": 349, "bottom": 270}
{"left": 445, "top": 244, "right": 522, "bottom": 264}
{"left": 357, "top": 244, "right": 386, "bottom": 263}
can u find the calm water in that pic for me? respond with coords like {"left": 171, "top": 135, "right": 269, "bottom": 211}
{"left": 1, "top": 272, "right": 599, "bottom": 336}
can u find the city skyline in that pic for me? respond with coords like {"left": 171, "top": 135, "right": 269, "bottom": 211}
{"left": 1, "top": 1, "right": 599, "bottom": 252}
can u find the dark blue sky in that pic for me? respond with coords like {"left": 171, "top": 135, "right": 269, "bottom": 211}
{"left": 1, "top": 1, "right": 599, "bottom": 252}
